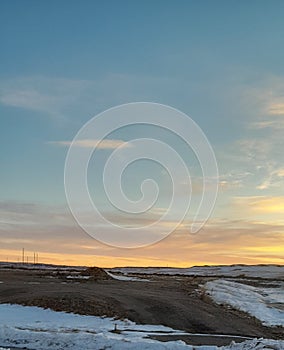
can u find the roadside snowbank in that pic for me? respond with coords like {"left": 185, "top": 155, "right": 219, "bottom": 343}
{"left": 205, "top": 279, "right": 284, "bottom": 327}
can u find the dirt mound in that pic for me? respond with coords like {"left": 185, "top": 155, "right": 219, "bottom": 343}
{"left": 81, "top": 266, "right": 112, "bottom": 280}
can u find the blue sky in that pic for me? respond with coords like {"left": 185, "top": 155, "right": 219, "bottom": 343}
{"left": 0, "top": 0, "right": 284, "bottom": 266}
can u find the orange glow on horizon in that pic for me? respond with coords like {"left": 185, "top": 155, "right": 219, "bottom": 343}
{"left": 0, "top": 248, "right": 283, "bottom": 268}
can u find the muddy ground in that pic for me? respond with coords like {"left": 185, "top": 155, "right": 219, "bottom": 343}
{"left": 0, "top": 266, "right": 283, "bottom": 347}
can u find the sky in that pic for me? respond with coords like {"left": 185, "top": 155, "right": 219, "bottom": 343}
{"left": 0, "top": 0, "right": 284, "bottom": 267}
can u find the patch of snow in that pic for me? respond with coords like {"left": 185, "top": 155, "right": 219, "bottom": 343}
{"left": 66, "top": 275, "right": 90, "bottom": 280}
{"left": 205, "top": 279, "right": 284, "bottom": 327}
{"left": 225, "top": 338, "right": 284, "bottom": 349}
{"left": 107, "top": 271, "right": 150, "bottom": 282}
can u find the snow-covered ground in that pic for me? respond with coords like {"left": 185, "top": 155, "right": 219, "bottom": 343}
{"left": 0, "top": 303, "right": 191, "bottom": 350}
{"left": 0, "top": 262, "right": 85, "bottom": 271}
{"left": 205, "top": 279, "right": 284, "bottom": 327}
{"left": 0, "top": 304, "right": 283, "bottom": 350}
{"left": 109, "top": 265, "right": 284, "bottom": 279}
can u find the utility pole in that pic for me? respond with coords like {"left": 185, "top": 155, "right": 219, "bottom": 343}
{"left": 34, "top": 252, "right": 36, "bottom": 265}
{"left": 22, "top": 248, "right": 25, "bottom": 264}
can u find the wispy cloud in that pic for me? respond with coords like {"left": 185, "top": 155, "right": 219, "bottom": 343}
{"left": 250, "top": 120, "right": 284, "bottom": 130}
{"left": 268, "top": 102, "right": 284, "bottom": 116}
{"left": 232, "top": 196, "right": 284, "bottom": 215}
{"left": 237, "top": 139, "right": 273, "bottom": 162}
{"left": 218, "top": 136, "right": 284, "bottom": 193}
{"left": 218, "top": 171, "right": 251, "bottom": 190}
{"left": 257, "top": 166, "right": 284, "bottom": 190}
{"left": 245, "top": 75, "right": 284, "bottom": 129}
{"left": 0, "top": 76, "right": 91, "bottom": 120}
{"left": 0, "top": 74, "right": 174, "bottom": 122}
{"left": 49, "top": 139, "right": 131, "bottom": 150}
{"left": 0, "top": 89, "right": 57, "bottom": 112}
